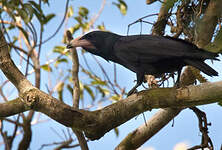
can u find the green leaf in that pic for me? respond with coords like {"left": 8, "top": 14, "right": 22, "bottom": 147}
{"left": 78, "top": 7, "right": 89, "bottom": 19}
{"left": 24, "top": 3, "right": 34, "bottom": 22}
{"left": 52, "top": 46, "right": 67, "bottom": 54}
{"left": 69, "top": 24, "right": 81, "bottom": 34}
{"left": 67, "top": 84, "right": 73, "bottom": 96}
{"left": 75, "top": 16, "right": 83, "bottom": 24}
{"left": 28, "top": 0, "right": 45, "bottom": 24}
{"left": 17, "top": 8, "right": 29, "bottom": 24}
{"left": 204, "top": 29, "right": 222, "bottom": 53}
{"left": 97, "top": 24, "right": 106, "bottom": 31}
{"left": 56, "top": 82, "right": 64, "bottom": 101}
{"left": 114, "top": 128, "right": 119, "bottom": 137}
{"left": 112, "top": 0, "right": 127, "bottom": 16}
{"left": 41, "top": 64, "right": 52, "bottom": 72}
{"left": 110, "top": 94, "right": 121, "bottom": 101}
{"left": 28, "top": 1, "right": 43, "bottom": 14}
{"left": 43, "top": 13, "right": 55, "bottom": 24}
{"left": 84, "top": 85, "right": 95, "bottom": 101}
{"left": 55, "top": 58, "right": 68, "bottom": 67}
{"left": 32, "top": 7, "right": 43, "bottom": 23}
{"left": 164, "top": 0, "right": 179, "bottom": 10}
{"left": 91, "top": 80, "right": 107, "bottom": 86}
{"left": 119, "top": 0, "right": 127, "bottom": 15}
{"left": 67, "top": 6, "right": 74, "bottom": 18}
{"left": 213, "top": 29, "right": 222, "bottom": 53}
{"left": 97, "top": 86, "right": 110, "bottom": 97}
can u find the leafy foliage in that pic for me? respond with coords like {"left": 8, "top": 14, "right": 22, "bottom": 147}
{"left": 164, "top": 0, "right": 180, "bottom": 10}
{"left": 112, "top": 0, "right": 128, "bottom": 16}
{"left": 0, "top": 0, "right": 221, "bottom": 149}
{"left": 205, "top": 29, "right": 222, "bottom": 53}
{"left": 41, "top": 64, "right": 52, "bottom": 72}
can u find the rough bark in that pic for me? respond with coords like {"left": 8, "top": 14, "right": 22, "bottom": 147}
{"left": 196, "top": 0, "right": 222, "bottom": 48}
{"left": 0, "top": 98, "right": 28, "bottom": 118}
{"left": 151, "top": 0, "right": 170, "bottom": 36}
{"left": 0, "top": 30, "right": 34, "bottom": 93}
{"left": 115, "top": 108, "right": 181, "bottom": 150}
{"left": 1, "top": 81, "right": 222, "bottom": 141}
{"left": 67, "top": 30, "right": 89, "bottom": 150}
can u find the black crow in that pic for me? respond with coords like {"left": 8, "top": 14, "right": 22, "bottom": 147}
{"left": 67, "top": 31, "right": 219, "bottom": 96}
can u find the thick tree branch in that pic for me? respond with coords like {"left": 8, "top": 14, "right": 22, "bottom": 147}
{"left": 196, "top": 0, "right": 222, "bottom": 48}
{"left": 18, "top": 118, "right": 32, "bottom": 150}
{"left": 0, "top": 98, "right": 29, "bottom": 118}
{"left": 1, "top": 19, "right": 36, "bottom": 150}
{"left": 151, "top": 0, "right": 170, "bottom": 36}
{"left": 117, "top": 64, "right": 199, "bottom": 149}
{"left": 1, "top": 28, "right": 222, "bottom": 145}
{"left": 1, "top": 28, "right": 222, "bottom": 141}
{"left": 0, "top": 30, "right": 34, "bottom": 93}
{"left": 0, "top": 81, "right": 221, "bottom": 141}
{"left": 115, "top": 108, "right": 181, "bottom": 150}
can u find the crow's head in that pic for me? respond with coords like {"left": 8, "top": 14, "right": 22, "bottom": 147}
{"left": 67, "top": 31, "right": 120, "bottom": 57}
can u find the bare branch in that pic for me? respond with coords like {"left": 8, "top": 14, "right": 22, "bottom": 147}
{"left": 0, "top": 80, "right": 9, "bottom": 102}
{"left": 88, "top": 0, "right": 106, "bottom": 29}
{"left": 39, "top": 0, "right": 70, "bottom": 45}
{"left": 18, "top": 118, "right": 32, "bottom": 150}
{"left": 188, "top": 107, "right": 213, "bottom": 150}
{"left": 0, "top": 98, "right": 29, "bottom": 117}
{"left": 67, "top": 30, "right": 89, "bottom": 150}
{"left": 0, "top": 30, "right": 34, "bottom": 93}
{"left": 1, "top": 80, "right": 221, "bottom": 140}
{"left": 115, "top": 108, "right": 181, "bottom": 150}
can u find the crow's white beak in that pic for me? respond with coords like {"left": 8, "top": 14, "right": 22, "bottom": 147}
{"left": 68, "top": 36, "right": 96, "bottom": 49}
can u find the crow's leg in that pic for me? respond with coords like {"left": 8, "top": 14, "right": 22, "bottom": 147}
{"left": 127, "top": 72, "right": 144, "bottom": 96}
{"left": 175, "top": 68, "right": 182, "bottom": 87}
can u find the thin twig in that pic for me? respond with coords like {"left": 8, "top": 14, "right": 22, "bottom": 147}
{"left": 188, "top": 107, "right": 213, "bottom": 150}
{"left": 66, "top": 30, "right": 89, "bottom": 150}
{"left": 88, "top": 0, "right": 106, "bottom": 29}
{"left": 91, "top": 55, "right": 119, "bottom": 95}
{"left": 38, "top": 0, "right": 70, "bottom": 46}
{"left": 0, "top": 80, "right": 9, "bottom": 102}
{"left": 127, "top": 13, "right": 158, "bottom": 35}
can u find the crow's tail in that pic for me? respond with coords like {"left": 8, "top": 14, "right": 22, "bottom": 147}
{"left": 184, "top": 59, "right": 218, "bottom": 76}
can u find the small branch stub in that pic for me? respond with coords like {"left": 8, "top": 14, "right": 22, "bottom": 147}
{"left": 20, "top": 89, "right": 39, "bottom": 108}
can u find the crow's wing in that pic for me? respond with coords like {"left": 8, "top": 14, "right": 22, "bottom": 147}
{"left": 113, "top": 35, "right": 217, "bottom": 64}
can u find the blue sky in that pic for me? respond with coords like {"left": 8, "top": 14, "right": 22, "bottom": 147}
{"left": 1, "top": 0, "right": 222, "bottom": 149}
